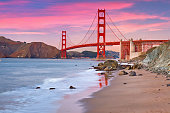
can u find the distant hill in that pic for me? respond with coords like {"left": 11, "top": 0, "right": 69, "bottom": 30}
{"left": 0, "top": 36, "right": 120, "bottom": 59}
{"left": 0, "top": 36, "right": 60, "bottom": 58}
{"left": 105, "top": 50, "right": 119, "bottom": 58}
{"left": 67, "top": 50, "right": 119, "bottom": 58}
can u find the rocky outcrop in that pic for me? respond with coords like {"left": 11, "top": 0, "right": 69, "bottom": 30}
{"left": 94, "top": 60, "right": 118, "bottom": 71}
{"left": 69, "top": 86, "right": 76, "bottom": 89}
{"left": 129, "top": 71, "right": 137, "bottom": 76}
{"left": 0, "top": 36, "right": 24, "bottom": 57}
{"left": 0, "top": 36, "right": 60, "bottom": 58}
{"left": 143, "top": 41, "right": 170, "bottom": 75}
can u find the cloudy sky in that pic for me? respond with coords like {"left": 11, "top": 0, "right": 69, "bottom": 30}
{"left": 0, "top": 0, "right": 170, "bottom": 51}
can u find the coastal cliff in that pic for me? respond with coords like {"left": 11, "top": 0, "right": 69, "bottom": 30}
{"left": 0, "top": 36, "right": 60, "bottom": 58}
{"left": 143, "top": 41, "right": 170, "bottom": 74}
{"left": 0, "top": 36, "right": 119, "bottom": 58}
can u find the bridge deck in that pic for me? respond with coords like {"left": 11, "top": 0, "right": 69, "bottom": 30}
{"left": 64, "top": 40, "right": 169, "bottom": 50}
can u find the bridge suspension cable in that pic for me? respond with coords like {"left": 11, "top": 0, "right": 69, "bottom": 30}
{"left": 83, "top": 25, "right": 97, "bottom": 44}
{"left": 106, "top": 12, "right": 128, "bottom": 41}
{"left": 77, "top": 12, "right": 97, "bottom": 45}
{"left": 67, "top": 35, "right": 75, "bottom": 46}
{"left": 106, "top": 22, "right": 120, "bottom": 41}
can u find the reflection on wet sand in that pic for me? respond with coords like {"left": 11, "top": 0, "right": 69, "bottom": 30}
{"left": 98, "top": 73, "right": 108, "bottom": 88}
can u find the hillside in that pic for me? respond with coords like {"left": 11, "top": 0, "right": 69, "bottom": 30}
{"left": 67, "top": 50, "right": 119, "bottom": 58}
{"left": 0, "top": 36, "right": 120, "bottom": 59}
{"left": 0, "top": 36, "right": 60, "bottom": 58}
{"left": 142, "top": 41, "right": 170, "bottom": 74}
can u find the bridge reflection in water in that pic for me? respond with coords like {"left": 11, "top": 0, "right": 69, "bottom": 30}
{"left": 98, "top": 73, "right": 109, "bottom": 88}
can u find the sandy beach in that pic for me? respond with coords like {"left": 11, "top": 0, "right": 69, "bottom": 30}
{"left": 82, "top": 69, "right": 170, "bottom": 113}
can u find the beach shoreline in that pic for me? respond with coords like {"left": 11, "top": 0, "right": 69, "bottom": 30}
{"left": 82, "top": 69, "right": 170, "bottom": 113}
{"left": 56, "top": 70, "right": 118, "bottom": 113}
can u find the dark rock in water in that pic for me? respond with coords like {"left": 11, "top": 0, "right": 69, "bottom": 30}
{"left": 94, "top": 66, "right": 106, "bottom": 71}
{"left": 69, "top": 86, "right": 76, "bottom": 89}
{"left": 49, "top": 88, "right": 55, "bottom": 90}
{"left": 100, "top": 72, "right": 105, "bottom": 75}
{"left": 138, "top": 74, "right": 143, "bottom": 76}
{"left": 129, "top": 71, "right": 136, "bottom": 76}
{"left": 166, "top": 84, "right": 170, "bottom": 87}
{"left": 96, "top": 60, "right": 118, "bottom": 71}
{"left": 119, "top": 70, "right": 128, "bottom": 75}
{"left": 98, "top": 62, "right": 104, "bottom": 66}
{"left": 36, "top": 87, "right": 40, "bottom": 89}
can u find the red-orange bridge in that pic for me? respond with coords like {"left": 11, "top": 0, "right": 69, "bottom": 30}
{"left": 60, "top": 9, "right": 169, "bottom": 60}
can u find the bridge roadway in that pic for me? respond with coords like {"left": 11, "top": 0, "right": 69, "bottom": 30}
{"left": 64, "top": 40, "right": 169, "bottom": 50}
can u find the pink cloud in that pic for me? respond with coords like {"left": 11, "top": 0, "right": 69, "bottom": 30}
{"left": 47, "top": 2, "right": 134, "bottom": 11}
{"left": 107, "top": 12, "right": 170, "bottom": 22}
{"left": 0, "top": 0, "right": 30, "bottom": 5}
{"left": 0, "top": 31, "right": 47, "bottom": 35}
{"left": 0, "top": 1, "right": 169, "bottom": 37}
{"left": 0, "top": 15, "right": 90, "bottom": 30}
{"left": 117, "top": 22, "right": 166, "bottom": 33}
{"left": 148, "top": 28, "right": 162, "bottom": 31}
{"left": 39, "top": 1, "right": 134, "bottom": 17}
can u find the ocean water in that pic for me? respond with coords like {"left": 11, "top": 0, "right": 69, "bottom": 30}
{"left": 0, "top": 58, "right": 106, "bottom": 113}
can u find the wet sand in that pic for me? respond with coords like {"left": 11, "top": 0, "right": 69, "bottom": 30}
{"left": 82, "top": 69, "right": 170, "bottom": 113}
{"left": 57, "top": 86, "right": 100, "bottom": 113}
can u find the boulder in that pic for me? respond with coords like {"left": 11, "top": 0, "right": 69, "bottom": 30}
{"left": 49, "top": 88, "right": 55, "bottom": 90}
{"left": 94, "top": 66, "right": 106, "bottom": 71}
{"left": 104, "top": 66, "right": 113, "bottom": 71}
{"left": 95, "top": 60, "right": 118, "bottom": 71}
{"left": 70, "top": 86, "right": 76, "bottom": 89}
{"left": 35, "top": 87, "right": 40, "bottom": 89}
{"left": 98, "top": 62, "right": 104, "bottom": 66}
{"left": 129, "top": 71, "right": 137, "bottom": 76}
{"left": 100, "top": 72, "right": 105, "bottom": 75}
{"left": 119, "top": 71, "right": 128, "bottom": 75}
{"left": 103, "top": 60, "right": 118, "bottom": 69}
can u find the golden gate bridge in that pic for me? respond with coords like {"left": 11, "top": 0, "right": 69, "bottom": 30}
{"left": 59, "top": 9, "right": 168, "bottom": 60}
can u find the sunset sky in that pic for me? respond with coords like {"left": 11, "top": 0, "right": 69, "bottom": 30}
{"left": 0, "top": 0, "right": 170, "bottom": 51}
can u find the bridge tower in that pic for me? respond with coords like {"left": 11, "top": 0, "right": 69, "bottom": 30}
{"left": 61, "top": 31, "right": 67, "bottom": 59}
{"left": 97, "top": 9, "right": 106, "bottom": 59}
